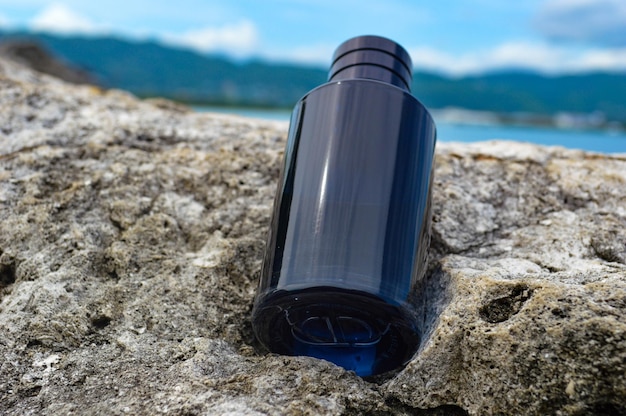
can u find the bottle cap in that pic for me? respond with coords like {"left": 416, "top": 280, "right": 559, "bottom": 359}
{"left": 329, "top": 35, "right": 413, "bottom": 91}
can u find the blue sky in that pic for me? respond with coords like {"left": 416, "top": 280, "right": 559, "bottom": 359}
{"left": 1, "top": 0, "right": 625, "bottom": 75}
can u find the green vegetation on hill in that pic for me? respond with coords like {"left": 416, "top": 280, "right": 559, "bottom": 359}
{"left": 1, "top": 31, "right": 625, "bottom": 123}
{"left": 415, "top": 71, "right": 626, "bottom": 122}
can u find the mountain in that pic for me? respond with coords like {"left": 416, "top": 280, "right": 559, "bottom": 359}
{"left": 0, "top": 32, "right": 327, "bottom": 107}
{"left": 1, "top": 31, "right": 625, "bottom": 123}
{"left": 415, "top": 71, "right": 626, "bottom": 123}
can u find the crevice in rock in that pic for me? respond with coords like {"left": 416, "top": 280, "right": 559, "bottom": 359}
{"left": 240, "top": 314, "right": 264, "bottom": 355}
{"left": 430, "top": 224, "right": 514, "bottom": 260}
{"left": 109, "top": 216, "right": 124, "bottom": 232}
{"left": 585, "top": 401, "right": 626, "bottom": 416}
{"left": 427, "top": 227, "right": 451, "bottom": 259}
{"left": 19, "top": 385, "right": 42, "bottom": 398}
{"left": 543, "top": 264, "right": 561, "bottom": 273}
{"left": 0, "top": 253, "right": 18, "bottom": 301}
{"left": 561, "top": 191, "right": 590, "bottom": 211}
{"left": 383, "top": 397, "right": 469, "bottom": 416}
{"left": 418, "top": 264, "right": 454, "bottom": 343}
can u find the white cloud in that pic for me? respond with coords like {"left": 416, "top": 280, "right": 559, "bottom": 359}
{"left": 29, "top": 3, "right": 105, "bottom": 34}
{"left": 260, "top": 39, "right": 626, "bottom": 75}
{"left": 534, "top": 0, "right": 626, "bottom": 46}
{"left": 409, "top": 41, "right": 626, "bottom": 75}
{"left": 163, "top": 20, "right": 259, "bottom": 57}
{"left": 573, "top": 48, "right": 626, "bottom": 71}
{"left": 283, "top": 43, "right": 335, "bottom": 65}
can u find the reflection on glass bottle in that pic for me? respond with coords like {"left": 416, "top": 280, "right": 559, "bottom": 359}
{"left": 251, "top": 35, "right": 437, "bottom": 377}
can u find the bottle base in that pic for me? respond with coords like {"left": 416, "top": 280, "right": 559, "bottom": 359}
{"left": 252, "top": 287, "right": 421, "bottom": 377}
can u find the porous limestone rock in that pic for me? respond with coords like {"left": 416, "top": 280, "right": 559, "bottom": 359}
{"left": 0, "top": 57, "right": 625, "bottom": 415}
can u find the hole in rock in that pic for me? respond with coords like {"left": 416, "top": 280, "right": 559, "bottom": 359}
{"left": 479, "top": 284, "right": 532, "bottom": 323}
{"left": 0, "top": 261, "right": 16, "bottom": 288}
{"left": 26, "top": 339, "right": 44, "bottom": 348}
{"left": 91, "top": 315, "right": 112, "bottom": 329}
{"left": 587, "top": 401, "right": 625, "bottom": 416}
{"left": 21, "top": 385, "right": 42, "bottom": 398}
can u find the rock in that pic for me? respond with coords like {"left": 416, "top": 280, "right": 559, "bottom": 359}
{"left": 0, "top": 56, "right": 625, "bottom": 415}
{"left": 390, "top": 142, "right": 626, "bottom": 415}
{"left": 0, "top": 40, "right": 97, "bottom": 85}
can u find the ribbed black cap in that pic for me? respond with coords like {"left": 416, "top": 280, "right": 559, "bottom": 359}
{"left": 329, "top": 35, "right": 413, "bottom": 91}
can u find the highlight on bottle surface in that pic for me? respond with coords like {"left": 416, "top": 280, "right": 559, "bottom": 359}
{"left": 251, "top": 35, "right": 437, "bottom": 377}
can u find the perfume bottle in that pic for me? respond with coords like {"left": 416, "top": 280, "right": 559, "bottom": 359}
{"left": 251, "top": 35, "right": 437, "bottom": 377}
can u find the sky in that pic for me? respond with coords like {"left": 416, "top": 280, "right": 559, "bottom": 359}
{"left": 0, "top": 0, "right": 625, "bottom": 75}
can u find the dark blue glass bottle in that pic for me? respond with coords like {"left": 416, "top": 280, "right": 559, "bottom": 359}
{"left": 252, "top": 35, "right": 437, "bottom": 377}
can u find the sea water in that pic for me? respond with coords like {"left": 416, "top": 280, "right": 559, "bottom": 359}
{"left": 194, "top": 106, "right": 626, "bottom": 154}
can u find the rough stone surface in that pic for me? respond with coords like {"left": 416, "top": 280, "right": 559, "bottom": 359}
{"left": 1, "top": 57, "right": 625, "bottom": 415}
